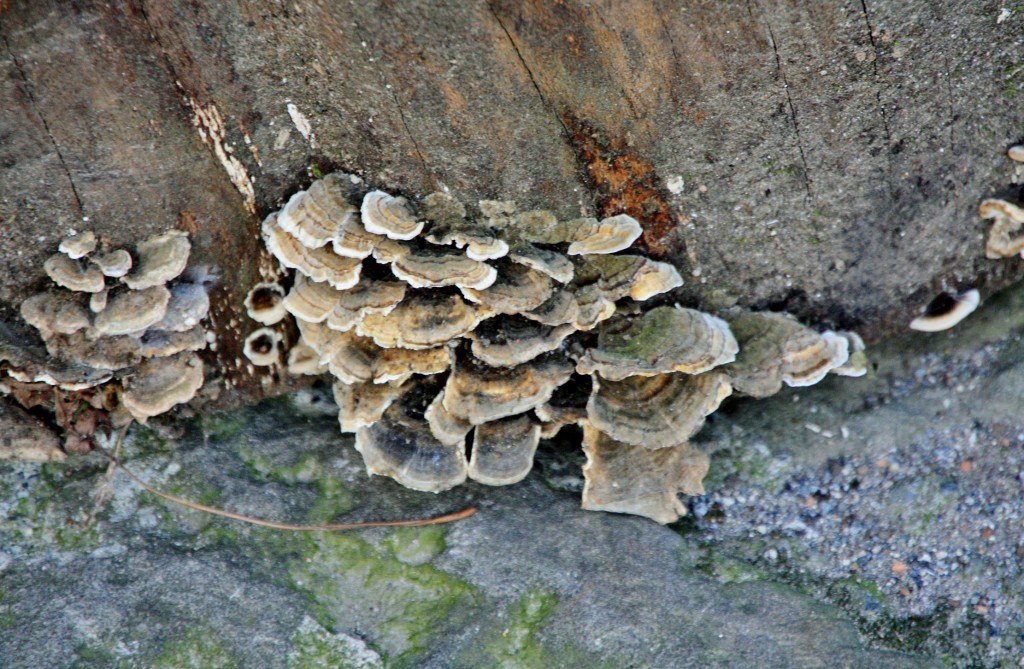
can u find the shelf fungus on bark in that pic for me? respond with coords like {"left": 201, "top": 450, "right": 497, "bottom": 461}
{"left": 909, "top": 290, "right": 980, "bottom": 332}
{"left": 576, "top": 307, "right": 738, "bottom": 380}
{"left": 277, "top": 173, "right": 360, "bottom": 249}
{"left": 355, "top": 383, "right": 468, "bottom": 492}
{"left": 981, "top": 194, "right": 1024, "bottom": 259}
{"left": 249, "top": 171, "right": 866, "bottom": 522}
{"left": 6, "top": 230, "right": 211, "bottom": 443}
{"left": 244, "top": 282, "right": 288, "bottom": 326}
{"left": 243, "top": 327, "right": 283, "bottom": 367}
{"left": 587, "top": 372, "right": 732, "bottom": 448}
{"left": 724, "top": 310, "right": 850, "bottom": 397}
{"left": 581, "top": 425, "right": 710, "bottom": 524}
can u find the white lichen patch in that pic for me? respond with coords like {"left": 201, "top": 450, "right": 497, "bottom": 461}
{"left": 188, "top": 97, "right": 257, "bottom": 215}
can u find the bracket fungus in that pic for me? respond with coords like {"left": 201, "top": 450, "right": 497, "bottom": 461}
{"left": 250, "top": 172, "right": 866, "bottom": 522}
{"left": 5, "top": 230, "right": 211, "bottom": 447}
{"left": 909, "top": 290, "right": 981, "bottom": 332}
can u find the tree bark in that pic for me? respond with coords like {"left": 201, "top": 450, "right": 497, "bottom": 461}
{"left": 1, "top": 0, "right": 1021, "bottom": 402}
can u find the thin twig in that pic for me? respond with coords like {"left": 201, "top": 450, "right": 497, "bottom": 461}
{"left": 93, "top": 428, "right": 476, "bottom": 531}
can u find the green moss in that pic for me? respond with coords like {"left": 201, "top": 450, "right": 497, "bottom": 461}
{"left": 288, "top": 533, "right": 475, "bottom": 666}
{"left": 482, "top": 589, "right": 559, "bottom": 668}
{"left": 381, "top": 526, "right": 447, "bottom": 565}
{"left": 199, "top": 412, "right": 248, "bottom": 443}
{"left": 151, "top": 627, "right": 241, "bottom": 669}
{"left": 310, "top": 164, "right": 325, "bottom": 180}
{"left": 289, "top": 617, "right": 384, "bottom": 669}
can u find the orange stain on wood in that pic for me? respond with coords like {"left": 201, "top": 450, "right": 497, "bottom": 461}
{"left": 560, "top": 110, "right": 681, "bottom": 259}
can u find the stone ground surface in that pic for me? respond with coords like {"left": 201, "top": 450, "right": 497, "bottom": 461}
{"left": 2, "top": 282, "right": 1024, "bottom": 668}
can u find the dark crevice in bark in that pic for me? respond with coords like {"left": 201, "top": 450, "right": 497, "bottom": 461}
{"left": 756, "top": 8, "right": 812, "bottom": 197}
{"left": 1, "top": 32, "right": 84, "bottom": 214}
{"left": 859, "top": 0, "right": 896, "bottom": 193}
{"left": 486, "top": 3, "right": 572, "bottom": 140}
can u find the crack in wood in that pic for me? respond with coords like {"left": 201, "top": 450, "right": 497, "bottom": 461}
{"left": 1, "top": 31, "right": 84, "bottom": 215}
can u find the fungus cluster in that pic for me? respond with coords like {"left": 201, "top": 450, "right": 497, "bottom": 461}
{"left": 250, "top": 172, "right": 862, "bottom": 523}
{"left": 982, "top": 144, "right": 1024, "bottom": 259}
{"left": 2, "top": 230, "right": 209, "bottom": 452}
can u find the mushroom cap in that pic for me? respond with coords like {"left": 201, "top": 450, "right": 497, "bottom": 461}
{"left": 508, "top": 244, "right": 574, "bottom": 284}
{"left": 244, "top": 282, "right": 288, "bottom": 326}
{"left": 570, "top": 284, "right": 618, "bottom": 330}
{"left": 331, "top": 215, "right": 380, "bottom": 259}
{"left": 286, "top": 342, "right": 327, "bottom": 376}
{"left": 355, "top": 383, "right": 468, "bottom": 492}
{"left": 360, "top": 190, "right": 424, "bottom": 240}
{"left": 138, "top": 326, "right": 208, "bottom": 358}
{"left": 390, "top": 245, "right": 498, "bottom": 290}
{"left": 325, "top": 279, "right": 408, "bottom": 333}
{"left": 565, "top": 214, "right": 643, "bottom": 255}
{"left": 58, "top": 231, "right": 97, "bottom": 259}
{"left": 724, "top": 310, "right": 847, "bottom": 397}
{"left": 586, "top": 372, "right": 732, "bottom": 448}
{"left": 283, "top": 274, "right": 342, "bottom": 323}
{"left": 574, "top": 255, "right": 683, "bottom": 302}
{"left": 423, "top": 389, "right": 473, "bottom": 447}
{"left": 262, "top": 213, "right": 363, "bottom": 289}
{"left": 468, "top": 414, "right": 542, "bottom": 486}
{"left": 426, "top": 223, "right": 509, "bottom": 261}
{"left": 45, "top": 331, "right": 143, "bottom": 370}
{"left": 20, "top": 291, "right": 91, "bottom": 338}
{"left": 93, "top": 285, "right": 172, "bottom": 336}
{"left": 581, "top": 425, "right": 709, "bottom": 524}
{"left": 334, "top": 379, "right": 405, "bottom": 433}
{"left": 829, "top": 331, "right": 868, "bottom": 378}
{"left": 91, "top": 249, "right": 133, "bottom": 278}
{"left": 243, "top": 327, "right": 282, "bottom": 366}
{"left": 44, "top": 254, "right": 106, "bottom": 293}
{"left": 909, "top": 290, "right": 981, "bottom": 333}
{"left": 442, "top": 351, "right": 574, "bottom": 424}
{"left": 460, "top": 261, "right": 554, "bottom": 314}
{"left": 151, "top": 283, "right": 210, "bottom": 333}
{"left": 356, "top": 291, "right": 489, "bottom": 350}
{"left": 576, "top": 307, "right": 738, "bottom": 380}
{"left": 522, "top": 289, "right": 580, "bottom": 327}
{"left": 277, "top": 173, "right": 359, "bottom": 249}
{"left": 89, "top": 289, "right": 109, "bottom": 314}
{"left": 121, "top": 351, "right": 205, "bottom": 421}
{"left": 122, "top": 230, "right": 191, "bottom": 290}
{"left": 467, "top": 315, "right": 575, "bottom": 367}
{"left": 322, "top": 330, "right": 450, "bottom": 384}
{"left": 295, "top": 317, "right": 333, "bottom": 355}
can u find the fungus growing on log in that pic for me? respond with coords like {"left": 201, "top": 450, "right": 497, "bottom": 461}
{"left": 251, "top": 171, "right": 865, "bottom": 523}
{"left": 909, "top": 290, "right": 981, "bottom": 332}
{"left": 4, "top": 230, "right": 211, "bottom": 443}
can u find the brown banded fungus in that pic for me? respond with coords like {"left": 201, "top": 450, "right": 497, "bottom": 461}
{"left": 7, "top": 230, "right": 210, "bottom": 444}
{"left": 909, "top": 290, "right": 980, "bottom": 332}
{"left": 245, "top": 282, "right": 288, "bottom": 326}
{"left": 250, "top": 172, "right": 865, "bottom": 522}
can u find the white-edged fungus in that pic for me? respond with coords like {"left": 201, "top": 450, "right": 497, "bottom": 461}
{"left": 58, "top": 231, "right": 97, "bottom": 259}
{"left": 334, "top": 379, "right": 405, "bottom": 433}
{"left": 277, "top": 173, "right": 359, "bottom": 248}
{"left": 91, "top": 249, "right": 133, "bottom": 278}
{"left": 442, "top": 351, "right": 574, "bottom": 425}
{"left": 467, "top": 315, "right": 575, "bottom": 367}
{"left": 44, "top": 254, "right": 105, "bottom": 293}
{"left": 576, "top": 307, "right": 738, "bottom": 380}
{"left": 508, "top": 244, "right": 574, "bottom": 284}
{"left": 20, "top": 292, "right": 91, "bottom": 338}
{"left": 468, "top": 414, "right": 542, "bottom": 486}
{"left": 93, "top": 285, "right": 172, "bottom": 336}
{"left": 138, "top": 327, "right": 208, "bottom": 358}
{"left": 331, "top": 215, "right": 381, "bottom": 259}
{"left": 262, "top": 214, "right": 362, "bottom": 288}
{"left": 586, "top": 372, "right": 732, "bottom": 448}
{"left": 121, "top": 352, "right": 205, "bottom": 422}
{"left": 909, "top": 289, "right": 981, "bottom": 332}
{"left": 423, "top": 389, "right": 473, "bottom": 447}
{"left": 283, "top": 274, "right": 342, "bottom": 323}
{"left": 390, "top": 245, "right": 498, "bottom": 290}
{"left": 243, "top": 327, "right": 282, "bottom": 366}
{"left": 286, "top": 342, "right": 326, "bottom": 376}
{"left": 360, "top": 190, "right": 424, "bottom": 240}
{"left": 355, "top": 291, "right": 490, "bottom": 350}
{"left": 1009, "top": 145, "right": 1024, "bottom": 163}
{"left": 581, "top": 425, "right": 709, "bottom": 524}
{"left": 122, "top": 230, "right": 191, "bottom": 290}
{"left": 355, "top": 386, "right": 468, "bottom": 492}
{"left": 460, "top": 261, "right": 554, "bottom": 314}
{"left": 244, "top": 282, "right": 288, "bottom": 326}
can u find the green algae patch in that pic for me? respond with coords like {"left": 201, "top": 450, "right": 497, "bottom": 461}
{"left": 481, "top": 589, "right": 558, "bottom": 668}
{"left": 151, "top": 627, "right": 241, "bottom": 669}
{"left": 288, "top": 616, "right": 384, "bottom": 669}
{"left": 382, "top": 526, "right": 447, "bottom": 565}
{"left": 288, "top": 532, "right": 475, "bottom": 667}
